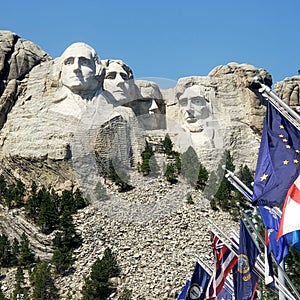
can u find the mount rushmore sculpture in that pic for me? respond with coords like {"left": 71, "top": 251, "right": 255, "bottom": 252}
{"left": 1, "top": 30, "right": 292, "bottom": 200}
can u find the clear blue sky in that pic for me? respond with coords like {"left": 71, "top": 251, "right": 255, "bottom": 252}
{"left": 1, "top": 0, "right": 300, "bottom": 87}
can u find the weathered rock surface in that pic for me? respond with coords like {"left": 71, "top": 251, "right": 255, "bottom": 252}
{"left": 0, "top": 56, "right": 144, "bottom": 195}
{"left": 0, "top": 205, "right": 53, "bottom": 261}
{"left": 0, "top": 30, "right": 50, "bottom": 128}
{"left": 0, "top": 31, "right": 296, "bottom": 299}
{"left": 165, "top": 62, "right": 271, "bottom": 172}
{"left": 274, "top": 75, "right": 300, "bottom": 109}
{"left": 56, "top": 169, "right": 237, "bottom": 299}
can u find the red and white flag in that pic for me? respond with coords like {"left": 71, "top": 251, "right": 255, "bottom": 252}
{"left": 277, "top": 175, "right": 300, "bottom": 240}
{"left": 205, "top": 232, "right": 237, "bottom": 299}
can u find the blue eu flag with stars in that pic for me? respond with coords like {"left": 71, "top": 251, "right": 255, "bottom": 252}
{"left": 252, "top": 102, "right": 300, "bottom": 207}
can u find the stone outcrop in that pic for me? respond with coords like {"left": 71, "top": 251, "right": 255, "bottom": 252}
{"left": 0, "top": 205, "right": 53, "bottom": 261}
{"left": 0, "top": 48, "right": 144, "bottom": 196}
{"left": 274, "top": 75, "right": 300, "bottom": 109}
{"left": 165, "top": 62, "right": 272, "bottom": 172}
{"left": 0, "top": 31, "right": 50, "bottom": 129}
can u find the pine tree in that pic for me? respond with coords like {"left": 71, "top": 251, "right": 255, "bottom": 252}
{"left": 214, "top": 179, "right": 231, "bottom": 210}
{"left": 139, "top": 144, "right": 154, "bottom": 175}
{"left": 30, "top": 262, "right": 58, "bottom": 300}
{"left": 234, "top": 164, "right": 254, "bottom": 212}
{"left": 172, "top": 151, "right": 182, "bottom": 174}
{"left": 162, "top": 134, "right": 173, "bottom": 156}
{"left": 0, "top": 175, "right": 7, "bottom": 204}
{"left": 14, "top": 179, "right": 25, "bottom": 207}
{"left": 164, "top": 163, "right": 177, "bottom": 184}
{"left": 211, "top": 150, "right": 235, "bottom": 212}
{"left": 3, "top": 180, "right": 25, "bottom": 208}
{"left": 196, "top": 162, "right": 209, "bottom": 191}
{"left": 0, "top": 234, "right": 12, "bottom": 267}
{"left": 25, "top": 182, "right": 41, "bottom": 221}
{"left": 18, "top": 233, "right": 35, "bottom": 267}
{"left": 12, "top": 267, "right": 29, "bottom": 300}
{"left": 4, "top": 184, "right": 14, "bottom": 209}
{"left": 59, "top": 190, "right": 74, "bottom": 214}
{"left": 36, "top": 189, "right": 59, "bottom": 233}
{"left": 224, "top": 150, "right": 235, "bottom": 172}
{"left": 52, "top": 210, "right": 81, "bottom": 274}
{"left": 81, "top": 248, "right": 120, "bottom": 300}
{"left": 181, "top": 146, "right": 199, "bottom": 186}
{"left": 10, "top": 238, "right": 19, "bottom": 266}
{"left": 101, "top": 248, "right": 120, "bottom": 278}
{"left": 73, "top": 188, "right": 87, "bottom": 210}
{"left": 51, "top": 246, "right": 73, "bottom": 275}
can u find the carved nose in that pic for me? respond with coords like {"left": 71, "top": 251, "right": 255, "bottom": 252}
{"left": 186, "top": 100, "right": 192, "bottom": 110}
{"left": 73, "top": 59, "right": 81, "bottom": 72}
{"left": 186, "top": 108, "right": 194, "bottom": 115}
{"left": 115, "top": 74, "right": 125, "bottom": 85}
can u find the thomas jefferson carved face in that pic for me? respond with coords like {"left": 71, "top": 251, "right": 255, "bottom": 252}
{"left": 103, "top": 60, "right": 136, "bottom": 102}
{"left": 60, "top": 43, "right": 101, "bottom": 94}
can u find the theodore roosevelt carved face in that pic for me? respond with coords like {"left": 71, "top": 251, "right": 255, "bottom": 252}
{"left": 60, "top": 43, "right": 102, "bottom": 95}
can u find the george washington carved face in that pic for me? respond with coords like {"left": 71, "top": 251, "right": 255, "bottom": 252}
{"left": 60, "top": 43, "right": 102, "bottom": 94}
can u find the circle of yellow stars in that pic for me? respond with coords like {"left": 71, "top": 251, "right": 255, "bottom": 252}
{"left": 260, "top": 124, "right": 300, "bottom": 182}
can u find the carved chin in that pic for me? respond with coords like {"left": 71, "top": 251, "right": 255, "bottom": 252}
{"left": 186, "top": 122, "right": 204, "bottom": 132}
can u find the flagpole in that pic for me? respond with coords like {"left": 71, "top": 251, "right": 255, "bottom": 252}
{"left": 232, "top": 219, "right": 297, "bottom": 300}
{"left": 209, "top": 216, "right": 300, "bottom": 300}
{"left": 279, "top": 261, "right": 286, "bottom": 300}
{"left": 252, "top": 78, "right": 300, "bottom": 129}
{"left": 223, "top": 173, "right": 300, "bottom": 300}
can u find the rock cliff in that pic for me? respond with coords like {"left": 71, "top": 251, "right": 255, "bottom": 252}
{"left": 0, "top": 30, "right": 296, "bottom": 299}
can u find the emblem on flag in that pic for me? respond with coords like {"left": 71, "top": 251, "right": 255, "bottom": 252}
{"left": 187, "top": 283, "right": 203, "bottom": 299}
{"left": 237, "top": 254, "right": 251, "bottom": 282}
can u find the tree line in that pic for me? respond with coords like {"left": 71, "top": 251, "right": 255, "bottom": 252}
{"left": 0, "top": 178, "right": 132, "bottom": 299}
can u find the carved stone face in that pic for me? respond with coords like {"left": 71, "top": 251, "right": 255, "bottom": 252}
{"left": 60, "top": 43, "right": 100, "bottom": 93}
{"left": 103, "top": 61, "right": 135, "bottom": 102}
{"left": 178, "top": 85, "right": 209, "bottom": 123}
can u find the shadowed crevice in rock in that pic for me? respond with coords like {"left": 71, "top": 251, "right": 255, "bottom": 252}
{"left": 0, "top": 31, "right": 51, "bottom": 129}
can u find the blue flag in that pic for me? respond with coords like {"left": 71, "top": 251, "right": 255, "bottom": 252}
{"left": 177, "top": 280, "right": 190, "bottom": 300}
{"left": 252, "top": 102, "right": 300, "bottom": 207}
{"left": 285, "top": 230, "right": 300, "bottom": 251}
{"left": 264, "top": 227, "right": 275, "bottom": 290}
{"left": 258, "top": 206, "right": 289, "bottom": 264}
{"left": 234, "top": 220, "right": 260, "bottom": 300}
{"left": 186, "top": 262, "right": 211, "bottom": 300}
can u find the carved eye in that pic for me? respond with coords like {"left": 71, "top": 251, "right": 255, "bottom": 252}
{"left": 105, "top": 72, "right": 117, "bottom": 79}
{"left": 179, "top": 99, "right": 188, "bottom": 106}
{"left": 120, "top": 73, "right": 129, "bottom": 80}
{"left": 192, "top": 99, "right": 201, "bottom": 105}
{"left": 80, "top": 57, "right": 92, "bottom": 66}
{"left": 64, "top": 57, "right": 74, "bottom": 65}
